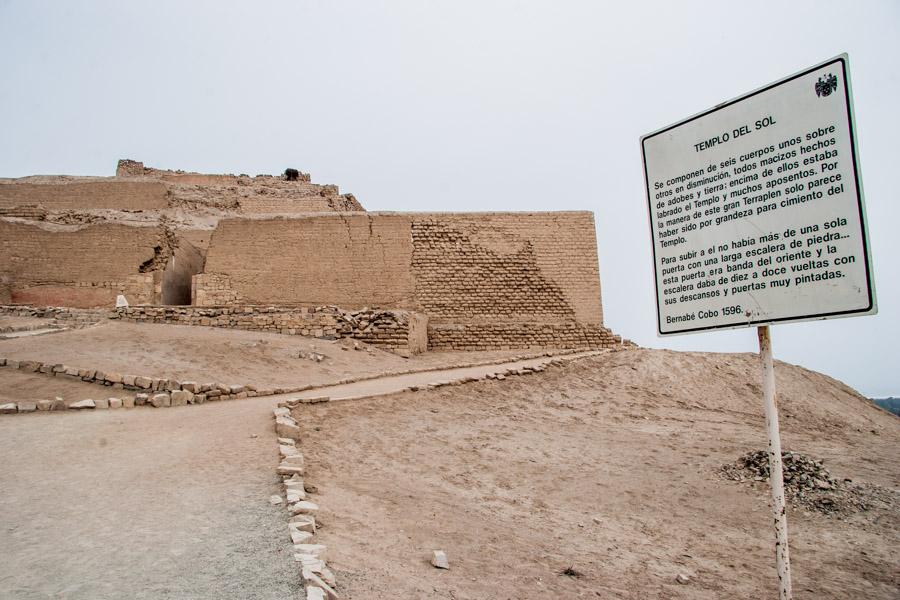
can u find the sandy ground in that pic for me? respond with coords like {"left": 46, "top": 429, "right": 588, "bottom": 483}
{"left": 0, "top": 370, "right": 136, "bottom": 406}
{"left": 0, "top": 396, "right": 301, "bottom": 600}
{"left": 279, "top": 351, "right": 600, "bottom": 401}
{"left": 296, "top": 348, "right": 899, "bottom": 599}
{"left": 0, "top": 320, "right": 545, "bottom": 389}
{"left": 0, "top": 316, "right": 53, "bottom": 330}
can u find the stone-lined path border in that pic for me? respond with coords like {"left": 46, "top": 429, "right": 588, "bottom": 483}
{"left": 257, "top": 348, "right": 632, "bottom": 598}
{"left": 0, "top": 357, "right": 271, "bottom": 413}
{"left": 0, "top": 347, "right": 598, "bottom": 415}
{"left": 270, "top": 404, "right": 339, "bottom": 599}
{"left": 272, "top": 349, "right": 613, "bottom": 405}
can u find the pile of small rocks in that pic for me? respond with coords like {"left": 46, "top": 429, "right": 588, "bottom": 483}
{"left": 721, "top": 450, "right": 892, "bottom": 515}
{"left": 731, "top": 450, "right": 838, "bottom": 491}
{"left": 297, "top": 350, "right": 326, "bottom": 362}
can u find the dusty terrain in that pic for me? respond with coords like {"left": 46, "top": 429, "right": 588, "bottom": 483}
{"left": 0, "top": 397, "right": 301, "bottom": 600}
{"left": 0, "top": 369, "right": 136, "bottom": 406}
{"left": 0, "top": 320, "right": 548, "bottom": 389}
{"left": 1, "top": 322, "right": 897, "bottom": 599}
{"left": 296, "top": 348, "right": 899, "bottom": 599}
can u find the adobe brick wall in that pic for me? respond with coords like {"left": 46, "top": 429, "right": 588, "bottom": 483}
{"left": 428, "top": 322, "right": 624, "bottom": 351}
{"left": 237, "top": 195, "right": 361, "bottom": 214}
{"left": 411, "top": 213, "right": 603, "bottom": 325}
{"left": 0, "top": 181, "right": 168, "bottom": 211}
{"left": 201, "top": 215, "right": 415, "bottom": 307}
{"left": 196, "top": 212, "right": 615, "bottom": 351}
{"left": 0, "top": 220, "right": 166, "bottom": 307}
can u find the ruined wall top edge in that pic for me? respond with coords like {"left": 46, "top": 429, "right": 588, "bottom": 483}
{"left": 116, "top": 159, "right": 310, "bottom": 183}
{"left": 216, "top": 210, "right": 596, "bottom": 222}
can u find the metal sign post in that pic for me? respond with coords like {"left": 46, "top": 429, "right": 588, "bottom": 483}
{"left": 757, "top": 325, "right": 792, "bottom": 600}
{"left": 640, "top": 54, "right": 876, "bottom": 599}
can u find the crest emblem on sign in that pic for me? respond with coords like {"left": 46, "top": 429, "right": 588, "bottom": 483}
{"left": 815, "top": 73, "right": 838, "bottom": 97}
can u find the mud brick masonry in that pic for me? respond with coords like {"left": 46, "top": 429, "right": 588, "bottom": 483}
{"left": 113, "top": 305, "right": 428, "bottom": 357}
{"left": 0, "top": 160, "right": 629, "bottom": 354}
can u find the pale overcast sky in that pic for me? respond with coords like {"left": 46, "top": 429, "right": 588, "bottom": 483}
{"left": 1, "top": 1, "right": 897, "bottom": 396}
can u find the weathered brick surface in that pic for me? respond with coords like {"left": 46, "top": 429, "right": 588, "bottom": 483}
{"left": 0, "top": 205, "right": 48, "bottom": 220}
{"left": 0, "top": 181, "right": 167, "bottom": 211}
{"left": 427, "top": 322, "right": 624, "bottom": 351}
{"left": 196, "top": 212, "right": 611, "bottom": 350}
{"left": 192, "top": 274, "right": 242, "bottom": 306}
{"left": 0, "top": 220, "right": 164, "bottom": 307}
{"left": 238, "top": 196, "right": 361, "bottom": 214}
{"left": 201, "top": 215, "right": 415, "bottom": 308}
{"left": 410, "top": 213, "right": 603, "bottom": 325}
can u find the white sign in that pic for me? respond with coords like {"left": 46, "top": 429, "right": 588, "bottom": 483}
{"left": 642, "top": 54, "right": 876, "bottom": 335}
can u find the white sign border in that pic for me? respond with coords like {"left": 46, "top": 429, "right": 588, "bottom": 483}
{"left": 641, "top": 53, "right": 877, "bottom": 337}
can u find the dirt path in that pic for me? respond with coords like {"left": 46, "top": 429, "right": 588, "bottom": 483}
{"left": 277, "top": 350, "right": 602, "bottom": 402}
{"left": 0, "top": 399, "right": 300, "bottom": 600}
{"left": 0, "top": 327, "right": 66, "bottom": 339}
{"left": 0, "top": 350, "right": 601, "bottom": 599}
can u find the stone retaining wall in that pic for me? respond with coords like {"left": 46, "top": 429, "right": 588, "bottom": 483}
{"left": 112, "top": 305, "right": 427, "bottom": 357}
{"left": 0, "top": 304, "right": 108, "bottom": 328}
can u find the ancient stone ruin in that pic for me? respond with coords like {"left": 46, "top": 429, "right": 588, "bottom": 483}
{"left": 0, "top": 160, "right": 629, "bottom": 355}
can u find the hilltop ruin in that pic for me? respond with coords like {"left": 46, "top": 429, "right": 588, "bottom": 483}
{"left": 0, "top": 160, "right": 627, "bottom": 355}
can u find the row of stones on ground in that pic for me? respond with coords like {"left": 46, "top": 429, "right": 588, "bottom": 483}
{"left": 0, "top": 396, "right": 135, "bottom": 413}
{"left": 0, "top": 346, "right": 592, "bottom": 416}
{"left": 410, "top": 360, "right": 557, "bottom": 391}
{"left": 270, "top": 400, "right": 340, "bottom": 599}
{"left": 0, "top": 357, "right": 550, "bottom": 415}
{"left": 0, "top": 357, "right": 303, "bottom": 415}
{"left": 0, "top": 386, "right": 262, "bottom": 413}
{"left": 0, "top": 357, "right": 271, "bottom": 394}
{"left": 274, "top": 394, "right": 451, "bottom": 596}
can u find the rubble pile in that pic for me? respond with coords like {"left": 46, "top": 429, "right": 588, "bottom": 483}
{"left": 721, "top": 450, "right": 894, "bottom": 515}
{"left": 734, "top": 450, "right": 838, "bottom": 491}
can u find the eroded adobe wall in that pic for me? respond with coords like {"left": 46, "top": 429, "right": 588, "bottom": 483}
{"left": 0, "top": 181, "right": 168, "bottom": 211}
{"left": 238, "top": 194, "right": 363, "bottom": 214}
{"left": 197, "top": 212, "right": 615, "bottom": 350}
{"left": 0, "top": 220, "right": 166, "bottom": 307}
{"left": 410, "top": 212, "right": 609, "bottom": 350}
{"left": 410, "top": 213, "right": 602, "bottom": 325}
{"left": 116, "top": 159, "right": 364, "bottom": 213}
{"left": 201, "top": 215, "right": 415, "bottom": 307}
